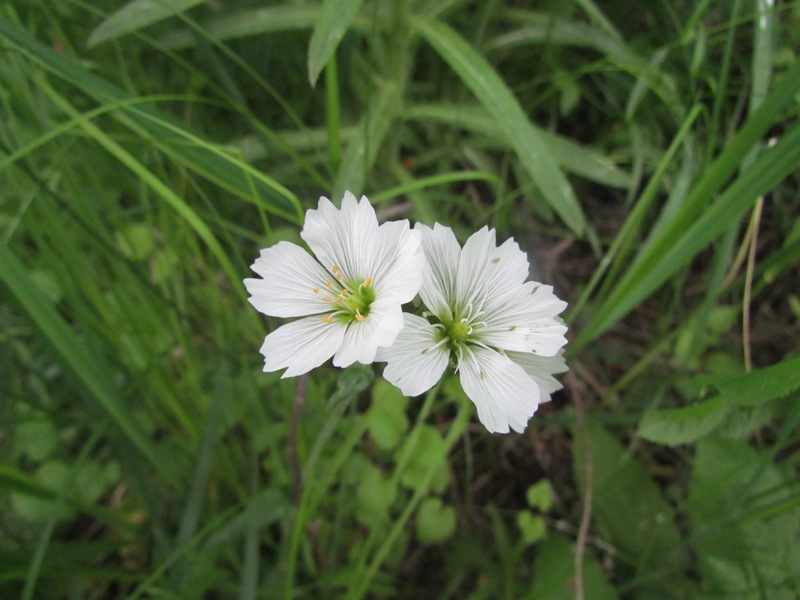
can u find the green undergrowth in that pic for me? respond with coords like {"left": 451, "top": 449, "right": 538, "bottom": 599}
{"left": 1, "top": 0, "right": 799, "bottom": 598}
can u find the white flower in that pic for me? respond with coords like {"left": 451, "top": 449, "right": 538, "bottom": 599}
{"left": 377, "top": 224, "right": 568, "bottom": 433}
{"left": 244, "top": 192, "right": 424, "bottom": 377}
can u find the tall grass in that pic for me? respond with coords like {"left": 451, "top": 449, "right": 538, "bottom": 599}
{"left": 1, "top": 1, "right": 799, "bottom": 599}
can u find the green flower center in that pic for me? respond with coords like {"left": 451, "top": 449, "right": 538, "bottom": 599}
{"left": 315, "top": 265, "right": 375, "bottom": 325}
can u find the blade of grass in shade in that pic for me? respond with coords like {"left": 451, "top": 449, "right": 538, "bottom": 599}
{"left": 576, "top": 117, "right": 800, "bottom": 350}
{"left": 176, "top": 364, "right": 230, "bottom": 546}
{"left": 369, "top": 171, "right": 501, "bottom": 205}
{"left": 0, "top": 246, "right": 165, "bottom": 476}
{"left": 326, "top": 58, "right": 342, "bottom": 171}
{"left": 333, "top": 81, "right": 400, "bottom": 200}
{"left": 308, "top": 0, "right": 364, "bottom": 86}
{"left": 492, "top": 10, "right": 677, "bottom": 109}
{"left": 88, "top": 0, "right": 203, "bottom": 47}
{"left": 161, "top": 4, "right": 323, "bottom": 49}
{"left": 404, "top": 103, "right": 632, "bottom": 189}
{"left": 41, "top": 81, "right": 245, "bottom": 300}
{"left": 412, "top": 16, "right": 587, "bottom": 237}
{"left": 567, "top": 104, "right": 703, "bottom": 322}
{"left": 0, "top": 18, "right": 302, "bottom": 221}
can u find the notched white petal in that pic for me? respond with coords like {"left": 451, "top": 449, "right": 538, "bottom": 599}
{"left": 245, "top": 241, "right": 333, "bottom": 318}
{"left": 459, "top": 346, "right": 540, "bottom": 434}
{"left": 508, "top": 350, "right": 568, "bottom": 399}
{"left": 260, "top": 316, "right": 346, "bottom": 378}
{"left": 377, "top": 314, "right": 449, "bottom": 397}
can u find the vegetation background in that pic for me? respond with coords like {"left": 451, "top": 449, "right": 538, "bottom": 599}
{"left": 2, "top": 0, "right": 799, "bottom": 598}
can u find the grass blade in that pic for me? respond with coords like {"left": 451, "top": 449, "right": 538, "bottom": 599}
{"left": 88, "top": 0, "right": 204, "bottom": 47}
{"left": 413, "top": 16, "right": 587, "bottom": 236}
{"left": 308, "top": 0, "right": 365, "bottom": 86}
{"left": 0, "top": 245, "right": 165, "bottom": 476}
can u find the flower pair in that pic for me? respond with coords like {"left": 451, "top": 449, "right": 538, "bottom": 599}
{"left": 244, "top": 192, "right": 568, "bottom": 433}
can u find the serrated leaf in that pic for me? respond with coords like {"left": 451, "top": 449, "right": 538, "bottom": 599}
{"left": 697, "top": 354, "right": 800, "bottom": 406}
{"left": 89, "top": 0, "right": 204, "bottom": 47}
{"left": 638, "top": 396, "right": 729, "bottom": 446}
{"left": 307, "top": 0, "right": 364, "bottom": 86}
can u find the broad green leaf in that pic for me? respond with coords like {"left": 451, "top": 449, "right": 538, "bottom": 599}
{"left": 638, "top": 396, "right": 729, "bottom": 446}
{"left": 573, "top": 422, "right": 686, "bottom": 591}
{"left": 689, "top": 438, "right": 800, "bottom": 598}
{"left": 413, "top": 16, "right": 587, "bottom": 236}
{"left": 367, "top": 379, "right": 410, "bottom": 451}
{"left": 0, "top": 244, "right": 166, "bottom": 476}
{"left": 308, "top": 0, "right": 364, "bottom": 86}
{"left": 696, "top": 354, "right": 800, "bottom": 406}
{"left": 89, "top": 0, "right": 204, "bottom": 47}
{"left": 531, "top": 534, "right": 620, "bottom": 600}
{"left": 517, "top": 511, "right": 547, "bottom": 546}
{"left": 525, "top": 479, "right": 554, "bottom": 512}
{"left": 416, "top": 497, "right": 456, "bottom": 544}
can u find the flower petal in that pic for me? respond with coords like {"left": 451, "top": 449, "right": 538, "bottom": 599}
{"left": 259, "top": 316, "right": 347, "bottom": 377}
{"left": 508, "top": 350, "right": 568, "bottom": 399}
{"left": 245, "top": 241, "right": 335, "bottom": 318}
{"left": 480, "top": 283, "right": 568, "bottom": 355}
{"left": 370, "top": 219, "right": 424, "bottom": 304}
{"left": 332, "top": 298, "right": 404, "bottom": 367}
{"left": 301, "top": 191, "right": 379, "bottom": 281}
{"left": 416, "top": 223, "right": 461, "bottom": 320}
{"left": 376, "top": 313, "right": 450, "bottom": 397}
{"left": 458, "top": 346, "right": 540, "bottom": 434}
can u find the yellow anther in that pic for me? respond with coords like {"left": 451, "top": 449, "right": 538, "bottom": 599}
{"left": 322, "top": 297, "right": 332, "bottom": 302}
{"left": 335, "top": 272, "right": 343, "bottom": 281}
{"left": 332, "top": 265, "right": 340, "bottom": 274}
{"left": 322, "top": 315, "right": 334, "bottom": 323}
{"left": 341, "top": 288, "right": 351, "bottom": 295}
{"left": 354, "top": 311, "right": 366, "bottom": 322}
{"left": 312, "top": 287, "right": 319, "bottom": 294}
{"left": 363, "top": 277, "right": 372, "bottom": 287}
{"left": 326, "top": 280, "right": 334, "bottom": 290}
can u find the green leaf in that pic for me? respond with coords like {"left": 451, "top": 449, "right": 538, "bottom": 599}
{"left": 689, "top": 438, "right": 800, "bottom": 598}
{"left": 638, "top": 396, "right": 729, "bottom": 446}
{"left": 413, "top": 16, "right": 587, "bottom": 236}
{"left": 525, "top": 479, "right": 555, "bottom": 512}
{"left": 517, "top": 510, "right": 547, "bottom": 546}
{"left": 416, "top": 497, "right": 456, "bottom": 544}
{"left": 532, "top": 534, "right": 620, "bottom": 600}
{"left": 88, "top": 0, "right": 205, "bottom": 47}
{"left": 574, "top": 422, "right": 686, "bottom": 591}
{"left": 367, "top": 379, "right": 410, "bottom": 451}
{"left": 308, "top": 0, "right": 365, "bottom": 86}
{"left": 696, "top": 354, "right": 800, "bottom": 406}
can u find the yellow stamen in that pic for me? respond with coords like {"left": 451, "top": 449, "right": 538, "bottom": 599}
{"left": 363, "top": 277, "right": 372, "bottom": 287}
{"left": 322, "top": 315, "right": 334, "bottom": 323}
{"left": 335, "top": 272, "right": 343, "bottom": 281}
{"left": 313, "top": 287, "right": 319, "bottom": 294}
{"left": 332, "top": 265, "right": 340, "bottom": 274}
{"left": 322, "top": 297, "right": 332, "bottom": 302}
{"left": 326, "top": 280, "right": 334, "bottom": 290}
{"left": 354, "top": 311, "right": 366, "bottom": 322}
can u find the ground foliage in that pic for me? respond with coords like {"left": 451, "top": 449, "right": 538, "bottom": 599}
{"left": 1, "top": 0, "right": 800, "bottom": 598}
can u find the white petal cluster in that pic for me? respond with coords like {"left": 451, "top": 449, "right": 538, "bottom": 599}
{"left": 376, "top": 224, "right": 568, "bottom": 434}
{"left": 244, "top": 191, "right": 424, "bottom": 377}
{"left": 245, "top": 192, "right": 568, "bottom": 434}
